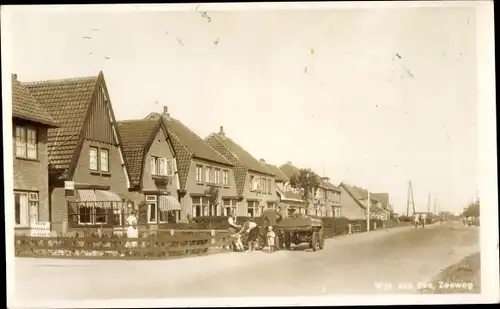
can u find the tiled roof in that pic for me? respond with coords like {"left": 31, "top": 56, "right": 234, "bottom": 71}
{"left": 279, "top": 162, "right": 300, "bottom": 179}
{"left": 282, "top": 190, "right": 303, "bottom": 201}
{"left": 205, "top": 134, "right": 247, "bottom": 196}
{"left": 261, "top": 162, "right": 289, "bottom": 182}
{"left": 372, "top": 193, "right": 389, "bottom": 209}
{"left": 23, "top": 75, "right": 99, "bottom": 176}
{"left": 340, "top": 183, "right": 382, "bottom": 212}
{"left": 206, "top": 133, "right": 274, "bottom": 176}
{"left": 145, "top": 113, "right": 232, "bottom": 191}
{"left": 12, "top": 75, "right": 58, "bottom": 127}
{"left": 319, "top": 178, "right": 340, "bottom": 191}
{"left": 117, "top": 118, "right": 161, "bottom": 187}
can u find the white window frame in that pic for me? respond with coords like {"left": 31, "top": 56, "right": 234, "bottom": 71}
{"left": 95, "top": 205, "right": 108, "bottom": 224}
{"left": 196, "top": 165, "right": 203, "bottom": 182}
{"left": 222, "top": 199, "right": 237, "bottom": 216}
{"left": 100, "top": 148, "right": 109, "bottom": 172}
{"left": 146, "top": 195, "right": 158, "bottom": 224}
{"left": 89, "top": 147, "right": 99, "bottom": 171}
{"left": 205, "top": 167, "right": 213, "bottom": 184}
{"left": 214, "top": 168, "right": 221, "bottom": 184}
{"left": 247, "top": 201, "right": 257, "bottom": 217}
{"left": 223, "top": 170, "right": 229, "bottom": 186}
{"left": 192, "top": 196, "right": 201, "bottom": 218}
{"left": 78, "top": 204, "right": 93, "bottom": 225}
{"left": 14, "top": 191, "right": 39, "bottom": 227}
{"left": 267, "top": 179, "right": 272, "bottom": 194}
{"left": 15, "top": 125, "right": 37, "bottom": 159}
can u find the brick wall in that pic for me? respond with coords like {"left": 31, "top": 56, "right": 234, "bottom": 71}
{"left": 12, "top": 121, "right": 50, "bottom": 225}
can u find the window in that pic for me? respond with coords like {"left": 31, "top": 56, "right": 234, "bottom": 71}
{"left": 15, "top": 126, "right": 37, "bottom": 159}
{"left": 223, "top": 199, "right": 237, "bottom": 216}
{"left": 150, "top": 157, "right": 173, "bottom": 176}
{"left": 78, "top": 206, "right": 92, "bottom": 224}
{"left": 100, "top": 149, "right": 109, "bottom": 172}
{"left": 196, "top": 165, "right": 203, "bottom": 182}
{"left": 267, "top": 179, "right": 272, "bottom": 194}
{"left": 14, "top": 191, "right": 38, "bottom": 226}
{"left": 146, "top": 195, "right": 157, "bottom": 223}
{"left": 223, "top": 170, "right": 229, "bottom": 186}
{"left": 247, "top": 201, "right": 258, "bottom": 217}
{"left": 78, "top": 203, "right": 108, "bottom": 225}
{"left": 159, "top": 209, "right": 178, "bottom": 223}
{"left": 95, "top": 206, "right": 108, "bottom": 224}
{"left": 205, "top": 167, "right": 212, "bottom": 183}
{"left": 192, "top": 197, "right": 209, "bottom": 218}
{"left": 89, "top": 147, "right": 98, "bottom": 170}
{"left": 249, "top": 175, "right": 255, "bottom": 190}
{"left": 261, "top": 178, "right": 266, "bottom": 194}
{"left": 214, "top": 169, "right": 221, "bottom": 185}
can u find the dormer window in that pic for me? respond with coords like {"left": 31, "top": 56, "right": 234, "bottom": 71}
{"left": 15, "top": 125, "right": 37, "bottom": 160}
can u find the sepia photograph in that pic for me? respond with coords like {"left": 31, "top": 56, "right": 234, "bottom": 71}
{"left": 2, "top": 2, "right": 498, "bottom": 307}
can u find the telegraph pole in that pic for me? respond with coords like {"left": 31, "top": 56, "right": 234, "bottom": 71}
{"left": 427, "top": 191, "right": 431, "bottom": 214}
{"left": 406, "top": 181, "right": 415, "bottom": 216}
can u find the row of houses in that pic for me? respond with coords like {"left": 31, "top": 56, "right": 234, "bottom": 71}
{"left": 11, "top": 71, "right": 393, "bottom": 235}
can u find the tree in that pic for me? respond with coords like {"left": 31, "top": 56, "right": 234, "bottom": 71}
{"left": 289, "top": 168, "right": 320, "bottom": 202}
{"left": 204, "top": 185, "right": 220, "bottom": 216}
{"left": 463, "top": 199, "right": 480, "bottom": 218}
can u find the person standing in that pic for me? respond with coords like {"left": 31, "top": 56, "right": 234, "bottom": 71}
{"left": 125, "top": 210, "right": 139, "bottom": 251}
{"left": 245, "top": 218, "right": 259, "bottom": 252}
{"left": 267, "top": 226, "right": 276, "bottom": 253}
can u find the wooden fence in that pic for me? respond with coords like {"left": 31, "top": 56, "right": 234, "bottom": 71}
{"left": 15, "top": 229, "right": 231, "bottom": 260}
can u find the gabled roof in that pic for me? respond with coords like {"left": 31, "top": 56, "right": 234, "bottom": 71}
{"left": 205, "top": 132, "right": 274, "bottom": 196}
{"left": 145, "top": 112, "right": 232, "bottom": 191}
{"left": 117, "top": 118, "right": 166, "bottom": 187}
{"left": 12, "top": 75, "right": 58, "bottom": 127}
{"left": 372, "top": 193, "right": 389, "bottom": 209}
{"left": 319, "top": 178, "right": 340, "bottom": 192}
{"left": 207, "top": 133, "right": 273, "bottom": 176}
{"left": 339, "top": 183, "right": 383, "bottom": 213}
{"left": 260, "top": 161, "right": 289, "bottom": 182}
{"left": 279, "top": 161, "right": 300, "bottom": 179}
{"left": 23, "top": 74, "right": 99, "bottom": 177}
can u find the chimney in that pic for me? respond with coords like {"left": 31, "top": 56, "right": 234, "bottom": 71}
{"left": 260, "top": 158, "right": 266, "bottom": 163}
{"left": 287, "top": 161, "right": 292, "bottom": 164}
{"left": 321, "top": 177, "right": 330, "bottom": 182}
{"left": 219, "top": 126, "right": 225, "bottom": 137}
{"left": 12, "top": 73, "right": 17, "bottom": 80}
{"left": 162, "top": 106, "right": 170, "bottom": 119}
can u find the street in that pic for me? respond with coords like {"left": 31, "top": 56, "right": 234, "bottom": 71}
{"left": 13, "top": 221, "right": 479, "bottom": 301}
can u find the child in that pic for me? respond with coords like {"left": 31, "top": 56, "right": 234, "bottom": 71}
{"left": 267, "top": 226, "right": 276, "bottom": 253}
{"left": 232, "top": 233, "right": 244, "bottom": 251}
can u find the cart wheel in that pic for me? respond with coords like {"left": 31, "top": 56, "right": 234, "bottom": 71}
{"left": 318, "top": 231, "right": 324, "bottom": 250}
{"left": 311, "top": 232, "right": 318, "bottom": 251}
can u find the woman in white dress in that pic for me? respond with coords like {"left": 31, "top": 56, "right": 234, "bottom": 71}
{"left": 125, "top": 210, "right": 139, "bottom": 250}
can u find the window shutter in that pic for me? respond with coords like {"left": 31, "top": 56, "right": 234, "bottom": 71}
{"left": 158, "top": 158, "right": 166, "bottom": 176}
{"left": 166, "top": 159, "right": 174, "bottom": 176}
{"left": 150, "top": 157, "right": 156, "bottom": 175}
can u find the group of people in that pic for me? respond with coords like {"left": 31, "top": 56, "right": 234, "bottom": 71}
{"left": 460, "top": 215, "right": 474, "bottom": 227}
{"left": 227, "top": 211, "right": 277, "bottom": 253}
{"left": 413, "top": 213, "right": 427, "bottom": 228}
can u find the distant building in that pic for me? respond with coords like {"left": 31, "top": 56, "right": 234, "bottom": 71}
{"left": 338, "top": 183, "right": 386, "bottom": 220}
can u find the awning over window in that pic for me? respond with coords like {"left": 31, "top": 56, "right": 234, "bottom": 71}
{"left": 159, "top": 195, "right": 181, "bottom": 211}
{"left": 77, "top": 190, "right": 97, "bottom": 202}
{"left": 76, "top": 190, "right": 123, "bottom": 209}
{"left": 95, "top": 190, "right": 122, "bottom": 202}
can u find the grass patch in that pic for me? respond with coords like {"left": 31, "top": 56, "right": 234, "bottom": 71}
{"left": 421, "top": 253, "right": 480, "bottom": 294}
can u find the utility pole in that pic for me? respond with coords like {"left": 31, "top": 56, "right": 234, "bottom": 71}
{"left": 406, "top": 181, "right": 415, "bottom": 216}
{"left": 427, "top": 191, "right": 431, "bottom": 214}
{"left": 367, "top": 191, "right": 371, "bottom": 231}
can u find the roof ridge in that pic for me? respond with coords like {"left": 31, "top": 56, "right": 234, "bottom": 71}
{"left": 21, "top": 75, "right": 99, "bottom": 85}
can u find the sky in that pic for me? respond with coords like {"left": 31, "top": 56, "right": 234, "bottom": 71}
{"left": 3, "top": 4, "right": 479, "bottom": 214}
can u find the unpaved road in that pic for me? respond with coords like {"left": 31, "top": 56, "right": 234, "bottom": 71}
{"left": 13, "top": 221, "right": 479, "bottom": 301}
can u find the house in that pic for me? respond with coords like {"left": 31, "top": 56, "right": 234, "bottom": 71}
{"left": 23, "top": 71, "right": 132, "bottom": 233}
{"left": 145, "top": 107, "right": 236, "bottom": 220}
{"left": 279, "top": 161, "right": 342, "bottom": 217}
{"left": 259, "top": 159, "right": 306, "bottom": 217}
{"left": 117, "top": 117, "right": 182, "bottom": 228}
{"left": 205, "top": 127, "right": 277, "bottom": 217}
{"left": 371, "top": 192, "right": 391, "bottom": 220}
{"left": 12, "top": 74, "right": 59, "bottom": 234}
{"left": 317, "top": 177, "right": 342, "bottom": 217}
{"left": 338, "top": 183, "right": 385, "bottom": 220}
